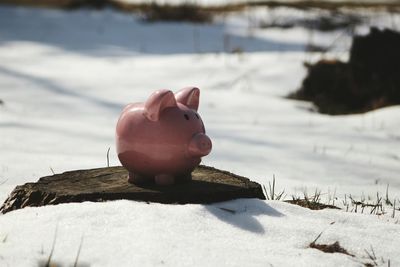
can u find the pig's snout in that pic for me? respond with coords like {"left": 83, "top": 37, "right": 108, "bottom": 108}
{"left": 188, "top": 133, "right": 212, "bottom": 157}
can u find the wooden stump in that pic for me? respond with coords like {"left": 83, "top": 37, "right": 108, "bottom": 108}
{"left": 0, "top": 165, "right": 265, "bottom": 214}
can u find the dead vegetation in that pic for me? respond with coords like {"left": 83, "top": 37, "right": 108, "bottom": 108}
{"left": 262, "top": 176, "right": 400, "bottom": 217}
{"left": 290, "top": 27, "right": 400, "bottom": 115}
{"left": 310, "top": 241, "right": 353, "bottom": 256}
{"left": 363, "top": 246, "right": 391, "bottom": 267}
{"left": 1, "top": 0, "right": 400, "bottom": 22}
{"left": 262, "top": 175, "right": 285, "bottom": 201}
{"left": 307, "top": 231, "right": 390, "bottom": 267}
{"left": 260, "top": 12, "right": 362, "bottom": 32}
{"left": 37, "top": 225, "right": 88, "bottom": 267}
{"left": 309, "top": 230, "right": 354, "bottom": 256}
{"left": 342, "top": 187, "right": 400, "bottom": 218}
{"left": 263, "top": 177, "right": 340, "bottom": 210}
{"left": 286, "top": 189, "right": 340, "bottom": 210}
{"left": 287, "top": 198, "right": 340, "bottom": 210}
{"left": 137, "top": 3, "right": 213, "bottom": 23}
{"left": 248, "top": 1, "right": 400, "bottom": 12}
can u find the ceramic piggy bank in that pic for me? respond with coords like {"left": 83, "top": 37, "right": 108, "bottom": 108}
{"left": 116, "top": 87, "right": 212, "bottom": 186}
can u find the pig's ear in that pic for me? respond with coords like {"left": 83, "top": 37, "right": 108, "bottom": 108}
{"left": 144, "top": 90, "right": 177, "bottom": 121}
{"left": 175, "top": 87, "right": 200, "bottom": 111}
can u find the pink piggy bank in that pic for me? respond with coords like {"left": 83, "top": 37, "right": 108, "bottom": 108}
{"left": 116, "top": 87, "right": 212, "bottom": 186}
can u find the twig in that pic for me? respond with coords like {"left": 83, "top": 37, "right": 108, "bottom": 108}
{"left": 49, "top": 167, "right": 55, "bottom": 175}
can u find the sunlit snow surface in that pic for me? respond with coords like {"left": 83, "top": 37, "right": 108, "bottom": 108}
{"left": 0, "top": 5, "right": 400, "bottom": 267}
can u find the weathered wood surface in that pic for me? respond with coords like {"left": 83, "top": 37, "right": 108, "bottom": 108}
{"left": 0, "top": 165, "right": 265, "bottom": 214}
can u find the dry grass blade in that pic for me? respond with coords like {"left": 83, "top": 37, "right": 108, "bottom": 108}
{"left": 37, "top": 225, "right": 65, "bottom": 267}
{"left": 263, "top": 175, "right": 285, "bottom": 201}
{"left": 310, "top": 231, "right": 323, "bottom": 245}
{"left": 385, "top": 184, "right": 392, "bottom": 206}
{"left": 106, "top": 147, "right": 110, "bottom": 167}
{"left": 44, "top": 225, "right": 58, "bottom": 267}
{"left": 364, "top": 246, "right": 378, "bottom": 266}
{"left": 73, "top": 235, "right": 84, "bottom": 267}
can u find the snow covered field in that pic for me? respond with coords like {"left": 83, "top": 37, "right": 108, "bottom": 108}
{"left": 0, "top": 5, "right": 400, "bottom": 266}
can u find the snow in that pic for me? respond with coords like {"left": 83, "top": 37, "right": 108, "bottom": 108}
{"left": 0, "top": 4, "right": 400, "bottom": 267}
{"left": 1, "top": 200, "right": 399, "bottom": 266}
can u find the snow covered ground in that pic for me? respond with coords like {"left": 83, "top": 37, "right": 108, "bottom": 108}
{"left": 0, "top": 5, "right": 399, "bottom": 266}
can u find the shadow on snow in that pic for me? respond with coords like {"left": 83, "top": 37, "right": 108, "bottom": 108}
{"left": 204, "top": 199, "right": 283, "bottom": 234}
{"left": 0, "top": 6, "right": 305, "bottom": 56}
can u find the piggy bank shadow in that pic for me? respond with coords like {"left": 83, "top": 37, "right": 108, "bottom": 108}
{"left": 134, "top": 178, "right": 283, "bottom": 234}
{"left": 203, "top": 199, "right": 284, "bottom": 234}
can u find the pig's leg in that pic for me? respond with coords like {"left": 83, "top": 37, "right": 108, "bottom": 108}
{"left": 155, "top": 174, "right": 175, "bottom": 186}
{"left": 128, "top": 172, "right": 148, "bottom": 185}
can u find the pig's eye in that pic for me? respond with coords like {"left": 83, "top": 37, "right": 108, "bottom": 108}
{"left": 195, "top": 113, "right": 199, "bottom": 119}
{"left": 184, "top": 114, "right": 189, "bottom": 120}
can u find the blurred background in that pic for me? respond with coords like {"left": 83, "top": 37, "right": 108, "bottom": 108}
{"left": 1, "top": 0, "right": 400, "bottom": 204}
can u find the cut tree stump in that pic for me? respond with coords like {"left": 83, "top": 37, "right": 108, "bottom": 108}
{"left": 0, "top": 165, "right": 265, "bottom": 214}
